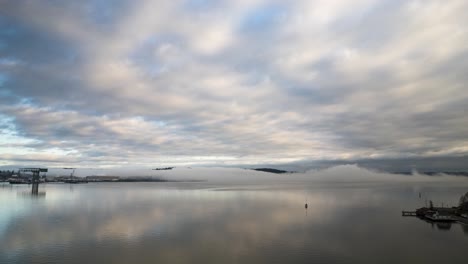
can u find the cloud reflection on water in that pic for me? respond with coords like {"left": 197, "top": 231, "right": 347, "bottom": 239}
{"left": 1, "top": 168, "right": 468, "bottom": 263}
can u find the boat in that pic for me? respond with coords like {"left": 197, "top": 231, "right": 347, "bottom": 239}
{"left": 8, "top": 178, "right": 31, "bottom": 184}
{"left": 63, "top": 178, "right": 88, "bottom": 184}
{"left": 424, "top": 210, "right": 456, "bottom": 222}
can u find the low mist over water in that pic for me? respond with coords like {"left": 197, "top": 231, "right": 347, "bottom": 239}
{"left": 38, "top": 165, "right": 468, "bottom": 183}
{"left": 1, "top": 167, "right": 467, "bottom": 264}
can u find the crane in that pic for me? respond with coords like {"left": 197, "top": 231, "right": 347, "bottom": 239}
{"left": 19, "top": 168, "right": 48, "bottom": 184}
{"left": 63, "top": 168, "right": 76, "bottom": 180}
{"left": 63, "top": 168, "right": 87, "bottom": 184}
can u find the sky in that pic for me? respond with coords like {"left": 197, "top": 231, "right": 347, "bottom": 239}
{"left": 0, "top": 0, "right": 467, "bottom": 169}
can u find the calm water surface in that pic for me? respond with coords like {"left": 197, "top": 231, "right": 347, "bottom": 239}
{"left": 1, "top": 180, "right": 467, "bottom": 263}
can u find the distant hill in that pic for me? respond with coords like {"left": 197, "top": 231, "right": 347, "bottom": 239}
{"left": 251, "top": 168, "right": 293, "bottom": 174}
{"left": 152, "top": 167, "right": 174, "bottom": 171}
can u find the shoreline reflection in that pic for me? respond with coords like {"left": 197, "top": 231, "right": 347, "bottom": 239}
{"left": 1, "top": 182, "right": 467, "bottom": 264}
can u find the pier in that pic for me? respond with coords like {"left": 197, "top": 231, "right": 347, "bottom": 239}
{"left": 19, "top": 168, "right": 48, "bottom": 195}
{"left": 402, "top": 211, "right": 417, "bottom": 216}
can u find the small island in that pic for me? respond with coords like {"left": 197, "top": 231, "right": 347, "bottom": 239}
{"left": 251, "top": 168, "right": 294, "bottom": 174}
{"left": 152, "top": 167, "right": 175, "bottom": 171}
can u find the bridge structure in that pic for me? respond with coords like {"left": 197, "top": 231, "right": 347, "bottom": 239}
{"left": 19, "top": 168, "right": 48, "bottom": 195}
{"left": 19, "top": 168, "right": 48, "bottom": 183}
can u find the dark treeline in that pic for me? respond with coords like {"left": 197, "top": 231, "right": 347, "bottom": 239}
{"left": 251, "top": 168, "right": 294, "bottom": 174}
{"left": 152, "top": 167, "right": 174, "bottom": 171}
{"left": 0, "top": 170, "right": 17, "bottom": 180}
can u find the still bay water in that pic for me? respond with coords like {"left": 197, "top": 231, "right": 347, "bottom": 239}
{"left": 1, "top": 171, "right": 468, "bottom": 263}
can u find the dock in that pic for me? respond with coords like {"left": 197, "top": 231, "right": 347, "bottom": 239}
{"left": 402, "top": 211, "right": 417, "bottom": 216}
{"left": 454, "top": 216, "right": 468, "bottom": 225}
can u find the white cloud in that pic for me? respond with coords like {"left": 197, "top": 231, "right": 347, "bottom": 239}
{"left": 0, "top": 0, "right": 467, "bottom": 167}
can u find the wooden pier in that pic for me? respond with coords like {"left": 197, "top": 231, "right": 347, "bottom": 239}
{"left": 402, "top": 211, "right": 417, "bottom": 216}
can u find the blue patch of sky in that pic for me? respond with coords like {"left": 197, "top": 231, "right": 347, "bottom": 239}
{"left": 0, "top": 114, "right": 15, "bottom": 131}
{"left": 0, "top": 15, "right": 79, "bottom": 64}
{"left": 84, "top": 0, "right": 131, "bottom": 31}
{"left": 18, "top": 97, "right": 36, "bottom": 107}
{"left": 0, "top": 57, "right": 21, "bottom": 66}
{"left": 85, "top": 150, "right": 108, "bottom": 157}
{"left": 0, "top": 73, "right": 7, "bottom": 87}
{"left": 238, "top": 4, "right": 288, "bottom": 34}
{"left": 153, "top": 120, "right": 167, "bottom": 127}
{"left": 128, "top": 34, "right": 184, "bottom": 76}
{"left": 0, "top": 115, "right": 31, "bottom": 150}
{"left": 0, "top": 74, "right": 22, "bottom": 106}
{"left": 0, "top": 16, "right": 18, "bottom": 37}
{"left": 183, "top": 0, "right": 221, "bottom": 11}
{"left": 0, "top": 17, "right": 19, "bottom": 50}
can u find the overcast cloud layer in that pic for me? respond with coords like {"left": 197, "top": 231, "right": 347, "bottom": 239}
{"left": 0, "top": 0, "right": 467, "bottom": 168}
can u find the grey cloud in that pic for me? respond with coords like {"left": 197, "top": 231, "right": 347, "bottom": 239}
{"left": 0, "top": 0, "right": 467, "bottom": 168}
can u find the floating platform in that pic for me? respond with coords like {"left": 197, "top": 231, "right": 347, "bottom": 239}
{"left": 425, "top": 215, "right": 456, "bottom": 222}
{"left": 402, "top": 211, "right": 417, "bottom": 216}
